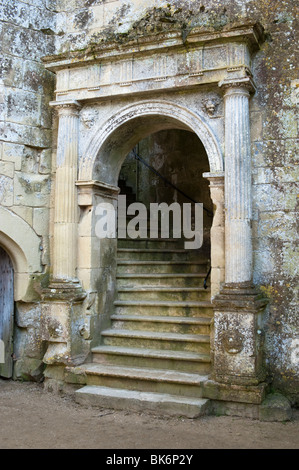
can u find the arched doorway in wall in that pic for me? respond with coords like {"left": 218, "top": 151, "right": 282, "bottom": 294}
{"left": 74, "top": 100, "right": 225, "bottom": 412}
{"left": 76, "top": 100, "right": 224, "bottom": 380}
{"left": 0, "top": 246, "right": 14, "bottom": 378}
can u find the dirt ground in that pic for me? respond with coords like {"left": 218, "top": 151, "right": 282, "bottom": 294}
{"left": 0, "top": 379, "right": 298, "bottom": 450}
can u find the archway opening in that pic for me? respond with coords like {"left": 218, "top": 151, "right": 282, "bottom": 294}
{"left": 79, "top": 102, "right": 224, "bottom": 349}
{"left": 91, "top": 125, "right": 214, "bottom": 377}
{"left": 0, "top": 245, "right": 14, "bottom": 378}
{"left": 117, "top": 128, "right": 213, "bottom": 260}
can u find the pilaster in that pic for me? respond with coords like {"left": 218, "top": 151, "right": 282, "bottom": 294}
{"left": 202, "top": 172, "right": 225, "bottom": 299}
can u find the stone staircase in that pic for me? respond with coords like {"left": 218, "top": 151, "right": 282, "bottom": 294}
{"left": 68, "top": 235, "right": 213, "bottom": 417}
{"left": 67, "top": 180, "right": 213, "bottom": 417}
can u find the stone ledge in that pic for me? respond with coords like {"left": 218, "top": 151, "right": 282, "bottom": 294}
{"left": 202, "top": 379, "right": 268, "bottom": 404}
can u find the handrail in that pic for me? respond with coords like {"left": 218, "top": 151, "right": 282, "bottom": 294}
{"left": 203, "top": 267, "right": 211, "bottom": 290}
{"left": 132, "top": 149, "right": 213, "bottom": 217}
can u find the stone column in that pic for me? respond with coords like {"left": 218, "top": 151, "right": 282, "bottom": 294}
{"left": 51, "top": 100, "right": 81, "bottom": 283}
{"left": 220, "top": 77, "right": 254, "bottom": 285}
{"left": 41, "top": 100, "right": 86, "bottom": 374}
{"left": 205, "top": 78, "right": 269, "bottom": 396}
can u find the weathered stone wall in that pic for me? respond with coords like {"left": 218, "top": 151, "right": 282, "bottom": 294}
{"left": 0, "top": 0, "right": 297, "bottom": 403}
{"left": 0, "top": 0, "right": 57, "bottom": 380}
{"left": 53, "top": 0, "right": 298, "bottom": 404}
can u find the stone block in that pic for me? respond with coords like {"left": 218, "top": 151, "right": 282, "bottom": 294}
{"left": 253, "top": 166, "right": 299, "bottom": 185}
{"left": 6, "top": 89, "right": 41, "bottom": 127}
{"left": 2, "top": 1, "right": 30, "bottom": 28}
{"left": 23, "top": 60, "right": 55, "bottom": 95}
{"left": 14, "top": 172, "right": 50, "bottom": 207}
{"left": 280, "top": 242, "right": 299, "bottom": 278}
{"left": 252, "top": 240, "right": 277, "bottom": 281}
{"left": 2, "top": 142, "right": 23, "bottom": 170}
{"left": 2, "top": 23, "right": 54, "bottom": 61}
{"left": 33, "top": 207, "right": 50, "bottom": 236}
{"left": 28, "top": 5, "right": 56, "bottom": 31}
{"left": 252, "top": 182, "right": 298, "bottom": 212}
{"left": 13, "top": 357, "right": 45, "bottom": 382}
{"left": 257, "top": 211, "right": 297, "bottom": 241}
{"left": 285, "top": 139, "right": 299, "bottom": 166}
{"left": 0, "top": 55, "right": 23, "bottom": 88}
{"left": 40, "top": 98, "right": 53, "bottom": 129}
{"left": 250, "top": 111, "right": 263, "bottom": 142}
{"left": 0, "top": 174, "right": 13, "bottom": 206}
{"left": 0, "top": 160, "right": 14, "bottom": 178}
{"left": 0, "top": 120, "right": 52, "bottom": 148}
{"left": 15, "top": 302, "right": 41, "bottom": 329}
{"left": 11, "top": 205, "right": 33, "bottom": 225}
{"left": 251, "top": 140, "right": 285, "bottom": 168}
{"left": 262, "top": 108, "right": 298, "bottom": 141}
{"left": 260, "top": 393, "right": 292, "bottom": 421}
{"left": 21, "top": 146, "right": 40, "bottom": 173}
{"left": 202, "top": 380, "right": 267, "bottom": 404}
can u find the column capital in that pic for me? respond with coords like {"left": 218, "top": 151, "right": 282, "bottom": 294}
{"left": 218, "top": 76, "right": 256, "bottom": 95}
{"left": 202, "top": 171, "right": 224, "bottom": 185}
{"left": 50, "top": 99, "right": 82, "bottom": 116}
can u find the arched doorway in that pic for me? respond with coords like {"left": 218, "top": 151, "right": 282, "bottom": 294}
{"left": 77, "top": 100, "right": 224, "bottom": 304}
{"left": 74, "top": 101, "right": 225, "bottom": 414}
{"left": 0, "top": 246, "right": 14, "bottom": 378}
{"left": 110, "top": 128, "right": 214, "bottom": 372}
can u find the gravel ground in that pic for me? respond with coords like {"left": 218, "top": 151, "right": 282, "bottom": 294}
{"left": 0, "top": 379, "right": 298, "bottom": 450}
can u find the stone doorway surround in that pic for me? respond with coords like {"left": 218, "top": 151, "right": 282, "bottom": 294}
{"left": 42, "top": 22, "right": 269, "bottom": 412}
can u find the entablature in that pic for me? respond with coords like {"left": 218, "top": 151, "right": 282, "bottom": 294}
{"left": 43, "top": 22, "right": 264, "bottom": 102}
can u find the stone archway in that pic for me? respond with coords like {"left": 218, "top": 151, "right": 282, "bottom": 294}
{"left": 79, "top": 100, "right": 224, "bottom": 182}
{"left": 0, "top": 207, "right": 42, "bottom": 301}
{"left": 44, "top": 23, "right": 269, "bottom": 409}
{"left": 76, "top": 99, "right": 225, "bottom": 301}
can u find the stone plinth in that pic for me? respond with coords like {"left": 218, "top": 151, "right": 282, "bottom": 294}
{"left": 212, "top": 284, "right": 268, "bottom": 387}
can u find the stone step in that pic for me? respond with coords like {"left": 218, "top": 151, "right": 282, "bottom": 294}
{"left": 114, "top": 299, "right": 213, "bottom": 317}
{"left": 92, "top": 345, "right": 211, "bottom": 374}
{"left": 110, "top": 314, "right": 211, "bottom": 335}
{"left": 117, "top": 260, "right": 208, "bottom": 274}
{"left": 101, "top": 328, "right": 210, "bottom": 353}
{"left": 116, "top": 273, "right": 208, "bottom": 287}
{"left": 72, "top": 363, "right": 209, "bottom": 397}
{"left": 75, "top": 385, "right": 211, "bottom": 418}
{"left": 117, "top": 238, "right": 186, "bottom": 250}
{"left": 117, "top": 248, "right": 208, "bottom": 262}
{"left": 117, "top": 286, "right": 211, "bottom": 301}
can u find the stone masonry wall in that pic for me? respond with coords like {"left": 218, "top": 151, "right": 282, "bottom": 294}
{"left": 0, "top": 0, "right": 57, "bottom": 380}
{"left": 0, "top": 1, "right": 298, "bottom": 402}
{"left": 54, "top": 0, "right": 299, "bottom": 404}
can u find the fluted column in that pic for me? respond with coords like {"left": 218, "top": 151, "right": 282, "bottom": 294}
{"left": 220, "top": 78, "right": 255, "bottom": 285}
{"left": 207, "top": 78, "right": 268, "bottom": 390}
{"left": 41, "top": 100, "right": 86, "bottom": 369}
{"left": 51, "top": 100, "right": 81, "bottom": 282}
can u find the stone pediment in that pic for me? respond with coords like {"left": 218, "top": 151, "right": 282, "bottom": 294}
{"left": 43, "top": 22, "right": 264, "bottom": 102}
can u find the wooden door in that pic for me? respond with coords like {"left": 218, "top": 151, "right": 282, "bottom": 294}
{"left": 0, "top": 246, "right": 14, "bottom": 378}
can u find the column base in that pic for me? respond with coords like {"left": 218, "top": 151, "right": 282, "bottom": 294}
{"left": 212, "top": 283, "right": 268, "bottom": 387}
{"left": 41, "top": 279, "right": 88, "bottom": 367}
{"left": 43, "top": 278, "right": 86, "bottom": 302}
